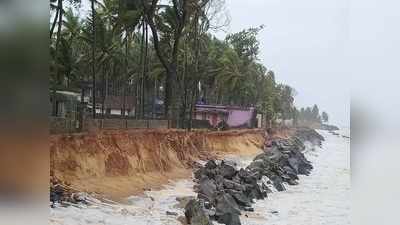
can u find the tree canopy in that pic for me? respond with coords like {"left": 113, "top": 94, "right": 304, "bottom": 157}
{"left": 49, "top": 0, "right": 329, "bottom": 128}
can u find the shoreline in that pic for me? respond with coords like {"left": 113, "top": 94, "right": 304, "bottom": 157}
{"left": 50, "top": 128, "right": 350, "bottom": 225}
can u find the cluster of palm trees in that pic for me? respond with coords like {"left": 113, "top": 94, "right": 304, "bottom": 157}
{"left": 296, "top": 105, "right": 329, "bottom": 125}
{"left": 50, "top": 0, "right": 300, "bottom": 128}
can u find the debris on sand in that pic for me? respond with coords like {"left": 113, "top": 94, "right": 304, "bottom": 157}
{"left": 50, "top": 178, "right": 90, "bottom": 208}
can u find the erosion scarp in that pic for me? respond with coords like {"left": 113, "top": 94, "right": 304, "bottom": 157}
{"left": 50, "top": 129, "right": 264, "bottom": 200}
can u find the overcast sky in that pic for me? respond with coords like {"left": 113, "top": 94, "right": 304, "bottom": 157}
{"left": 214, "top": 0, "right": 350, "bottom": 126}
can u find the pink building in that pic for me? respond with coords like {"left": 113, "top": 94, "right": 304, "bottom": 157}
{"left": 195, "top": 104, "right": 256, "bottom": 128}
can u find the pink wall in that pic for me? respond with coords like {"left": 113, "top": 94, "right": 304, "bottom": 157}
{"left": 226, "top": 109, "right": 254, "bottom": 127}
{"left": 195, "top": 105, "right": 254, "bottom": 128}
{"left": 195, "top": 112, "right": 226, "bottom": 127}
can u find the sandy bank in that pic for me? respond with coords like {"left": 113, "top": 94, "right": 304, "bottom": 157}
{"left": 50, "top": 129, "right": 264, "bottom": 200}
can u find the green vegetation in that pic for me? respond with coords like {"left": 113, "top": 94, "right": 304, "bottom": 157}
{"left": 296, "top": 104, "right": 330, "bottom": 126}
{"left": 49, "top": 0, "right": 328, "bottom": 128}
{"left": 322, "top": 111, "right": 329, "bottom": 123}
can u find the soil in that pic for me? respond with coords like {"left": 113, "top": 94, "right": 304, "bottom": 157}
{"left": 50, "top": 129, "right": 265, "bottom": 201}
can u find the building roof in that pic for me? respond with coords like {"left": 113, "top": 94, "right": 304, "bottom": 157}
{"left": 196, "top": 104, "right": 254, "bottom": 111}
{"left": 196, "top": 108, "right": 229, "bottom": 114}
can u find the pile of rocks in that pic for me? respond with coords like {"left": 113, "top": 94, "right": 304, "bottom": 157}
{"left": 294, "top": 127, "right": 325, "bottom": 147}
{"left": 185, "top": 128, "right": 325, "bottom": 225}
{"left": 320, "top": 124, "right": 340, "bottom": 131}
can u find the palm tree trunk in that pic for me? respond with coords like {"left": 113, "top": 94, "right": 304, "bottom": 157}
{"left": 141, "top": 22, "right": 148, "bottom": 119}
{"left": 180, "top": 40, "right": 187, "bottom": 129}
{"left": 101, "top": 65, "right": 106, "bottom": 116}
{"left": 188, "top": 14, "right": 200, "bottom": 130}
{"left": 122, "top": 29, "right": 129, "bottom": 117}
{"left": 138, "top": 20, "right": 145, "bottom": 119}
{"left": 142, "top": 0, "right": 187, "bottom": 126}
{"left": 91, "top": 0, "right": 96, "bottom": 119}
{"left": 152, "top": 78, "right": 157, "bottom": 119}
{"left": 105, "top": 69, "right": 109, "bottom": 115}
{"left": 50, "top": 0, "right": 60, "bottom": 39}
{"left": 79, "top": 86, "right": 85, "bottom": 130}
{"left": 55, "top": 0, "right": 63, "bottom": 82}
{"left": 188, "top": 84, "right": 198, "bottom": 131}
{"left": 51, "top": 0, "right": 63, "bottom": 117}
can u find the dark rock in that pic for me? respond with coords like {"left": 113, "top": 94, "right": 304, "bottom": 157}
{"left": 216, "top": 213, "right": 241, "bottom": 225}
{"left": 287, "top": 179, "right": 299, "bottom": 185}
{"left": 237, "top": 168, "right": 257, "bottom": 184}
{"left": 271, "top": 176, "right": 286, "bottom": 192}
{"left": 253, "top": 153, "right": 268, "bottom": 161}
{"left": 320, "top": 124, "right": 339, "bottom": 131}
{"left": 50, "top": 184, "right": 64, "bottom": 203}
{"left": 71, "top": 192, "right": 88, "bottom": 204}
{"left": 288, "top": 157, "right": 300, "bottom": 174}
{"left": 261, "top": 182, "right": 272, "bottom": 194}
{"left": 214, "top": 175, "right": 225, "bottom": 191}
{"left": 215, "top": 193, "right": 241, "bottom": 217}
{"left": 246, "top": 183, "right": 265, "bottom": 200}
{"left": 232, "top": 174, "right": 242, "bottom": 184}
{"left": 247, "top": 160, "right": 266, "bottom": 172}
{"left": 283, "top": 165, "right": 298, "bottom": 180}
{"left": 243, "top": 207, "right": 254, "bottom": 212}
{"left": 298, "top": 164, "right": 312, "bottom": 175}
{"left": 226, "top": 189, "right": 251, "bottom": 207}
{"left": 204, "top": 208, "right": 216, "bottom": 217}
{"left": 185, "top": 199, "right": 213, "bottom": 225}
{"left": 194, "top": 167, "right": 206, "bottom": 180}
{"left": 166, "top": 211, "right": 178, "bottom": 216}
{"left": 205, "top": 160, "right": 218, "bottom": 170}
{"left": 204, "top": 201, "right": 212, "bottom": 209}
{"left": 198, "top": 177, "right": 217, "bottom": 202}
{"left": 220, "top": 161, "right": 237, "bottom": 179}
{"left": 223, "top": 179, "right": 245, "bottom": 192}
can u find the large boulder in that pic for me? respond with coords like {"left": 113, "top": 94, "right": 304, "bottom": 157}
{"left": 215, "top": 193, "right": 242, "bottom": 225}
{"left": 194, "top": 167, "right": 207, "bottom": 180}
{"left": 216, "top": 213, "right": 241, "bottom": 225}
{"left": 215, "top": 193, "right": 241, "bottom": 215}
{"left": 223, "top": 179, "right": 245, "bottom": 192}
{"left": 226, "top": 189, "right": 251, "bottom": 207}
{"left": 247, "top": 159, "right": 267, "bottom": 173}
{"left": 198, "top": 177, "right": 217, "bottom": 202}
{"left": 261, "top": 181, "right": 272, "bottom": 194}
{"left": 245, "top": 183, "right": 265, "bottom": 200}
{"left": 205, "top": 160, "right": 218, "bottom": 170}
{"left": 270, "top": 175, "right": 286, "bottom": 192}
{"left": 219, "top": 161, "right": 237, "bottom": 179}
{"left": 185, "top": 199, "right": 213, "bottom": 225}
{"left": 283, "top": 165, "right": 299, "bottom": 180}
{"left": 288, "top": 157, "right": 300, "bottom": 174}
{"left": 238, "top": 168, "right": 259, "bottom": 184}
